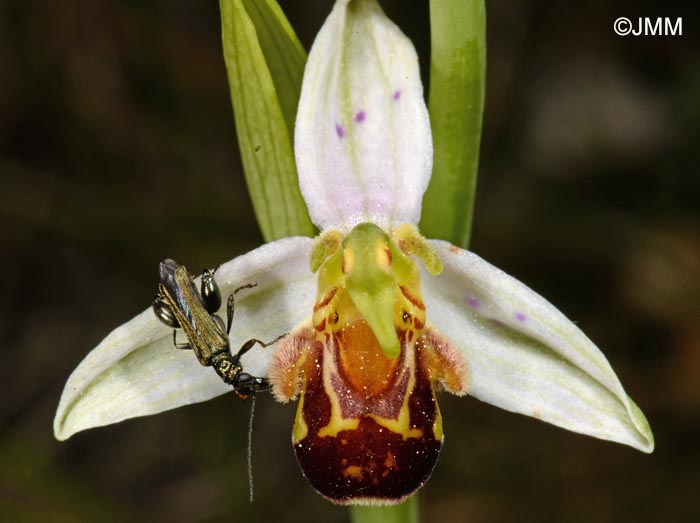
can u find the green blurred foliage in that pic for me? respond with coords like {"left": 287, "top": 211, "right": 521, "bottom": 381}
{"left": 1, "top": 1, "right": 698, "bottom": 522}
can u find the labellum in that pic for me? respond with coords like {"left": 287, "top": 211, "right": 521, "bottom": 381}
{"left": 271, "top": 223, "right": 467, "bottom": 505}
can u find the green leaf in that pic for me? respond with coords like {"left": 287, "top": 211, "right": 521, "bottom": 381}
{"left": 240, "top": 0, "right": 305, "bottom": 133}
{"left": 421, "top": 0, "right": 486, "bottom": 248}
{"left": 220, "top": 0, "right": 315, "bottom": 241}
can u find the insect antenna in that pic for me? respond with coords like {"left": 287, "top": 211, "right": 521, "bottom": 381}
{"left": 247, "top": 394, "right": 257, "bottom": 503}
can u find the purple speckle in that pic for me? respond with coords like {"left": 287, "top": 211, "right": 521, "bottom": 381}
{"left": 393, "top": 89, "right": 401, "bottom": 100}
{"left": 354, "top": 111, "right": 366, "bottom": 123}
{"left": 515, "top": 312, "right": 527, "bottom": 322}
{"left": 466, "top": 297, "right": 480, "bottom": 309}
{"left": 335, "top": 123, "right": 345, "bottom": 139}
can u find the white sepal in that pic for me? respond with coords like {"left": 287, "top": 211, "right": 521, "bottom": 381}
{"left": 295, "top": 0, "right": 432, "bottom": 232}
{"left": 423, "top": 240, "right": 654, "bottom": 453}
{"left": 54, "top": 237, "right": 315, "bottom": 440}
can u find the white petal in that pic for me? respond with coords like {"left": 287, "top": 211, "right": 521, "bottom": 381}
{"left": 423, "top": 240, "right": 654, "bottom": 453}
{"left": 54, "top": 237, "right": 315, "bottom": 440}
{"left": 295, "top": 0, "right": 432, "bottom": 231}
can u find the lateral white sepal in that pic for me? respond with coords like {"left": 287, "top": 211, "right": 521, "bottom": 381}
{"left": 422, "top": 241, "right": 654, "bottom": 453}
{"left": 54, "top": 237, "right": 315, "bottom": 440}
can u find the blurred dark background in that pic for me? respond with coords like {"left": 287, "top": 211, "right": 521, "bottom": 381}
{"left": 1, "top": 0, "right": 698, "bottom": 521}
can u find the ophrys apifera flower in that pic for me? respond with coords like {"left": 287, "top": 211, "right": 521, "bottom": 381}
{"left": 54, "top": 0, "right": 653, "bottom": 507}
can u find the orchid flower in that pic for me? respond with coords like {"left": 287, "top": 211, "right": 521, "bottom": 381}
{"left": 54, "top": 0, "right": 653, "bottom": 508}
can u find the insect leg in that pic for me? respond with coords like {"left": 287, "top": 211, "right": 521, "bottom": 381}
{"left": 172, "top": 329, "right": 192, "bottom": 351}
{"left": 226, "top": 294, "right": 234, "bottom": 335}
{"left": 233, "top": 333, "right": 287, "bottom": 361}
{"left": 225, "top": 283, "right": 258, "bottom": 335}
{"left": 226, "top": 335, "right": 285, "bottom": 396}
{"left": 233, "top": 282, "right": 257, "bottom": 294}
{"left": 152, "top": 292, "right": 180, "bottom": 328}
{"left": 201, "top": 268, "right": 222, "bottom": 314}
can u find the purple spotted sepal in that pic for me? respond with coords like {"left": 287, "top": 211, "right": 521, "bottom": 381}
{"left": 294, "top": 0, "right": 432, "bottom": 233}
{"left": 422, "top": 241, "right": 654, "bottom": 454}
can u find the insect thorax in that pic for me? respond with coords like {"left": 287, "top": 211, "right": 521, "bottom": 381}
{"left": 212, "top": 355, "right": 242, "bottom": 384}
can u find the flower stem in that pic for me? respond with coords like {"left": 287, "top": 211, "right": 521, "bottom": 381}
{"left": 349, "top": 495, "right": 418, "bottom": 523}
{"left": 421, "top": 0, "right": 486, "bottom": 248}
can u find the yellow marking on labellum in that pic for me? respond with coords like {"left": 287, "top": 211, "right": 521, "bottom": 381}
{"left": 343, "top": 465, "right": 364, "bottom": 480}
{"left": 269, "top": 223, "right": 468, "bottom": 505}
{"left": 293, "top": 389, "right": 309, "bottom": 442}
{"left": 316, "top": 368, "right": 361, "bottom": 438}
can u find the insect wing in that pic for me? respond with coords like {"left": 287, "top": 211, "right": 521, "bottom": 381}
{"left": 158, "top": 259, "right": 228, "bottom": 364}
{"left": 158, "top": 259, "right": 201, "bottom": 331}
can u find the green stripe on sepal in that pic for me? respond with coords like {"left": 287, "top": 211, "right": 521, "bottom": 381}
{"left": 421, "top": 0, "right": 486, "bottom": 248}
{"left": 220, "top": 0, "right": 315, "bottom": 242}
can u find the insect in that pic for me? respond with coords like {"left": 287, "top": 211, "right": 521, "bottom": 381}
{"left": 152, "top": 258, "right": 280, "bottom": 398}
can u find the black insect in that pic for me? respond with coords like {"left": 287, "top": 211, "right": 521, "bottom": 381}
{"left": 152, "top": 258, "right": 281, "bottom": 398}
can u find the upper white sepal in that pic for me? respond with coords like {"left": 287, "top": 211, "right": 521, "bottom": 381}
{"left": 295, "top": 0, "right": 432, "bottom": 232}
